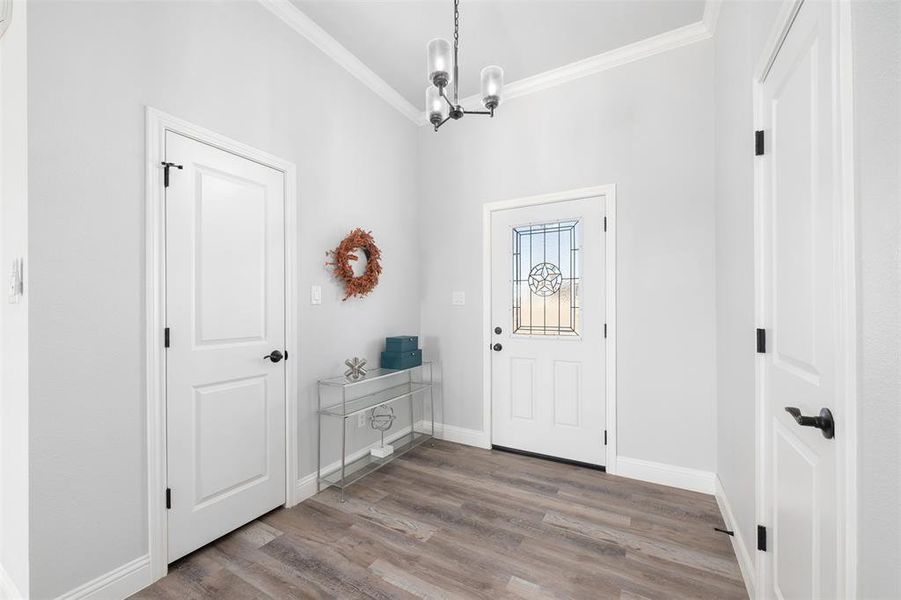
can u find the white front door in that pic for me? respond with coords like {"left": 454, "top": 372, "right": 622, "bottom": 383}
{"left": 165, "top": 131, "right": 286, "bottom": 562}
{"left": 758, "top": 1, "right": 841, "bottom": 596}
{"left": 490, "top": 196, "right": 606, "bottom": 466}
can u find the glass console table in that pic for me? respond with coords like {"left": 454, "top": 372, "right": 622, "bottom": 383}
{"left": 317, "top": 362, "right": 434, "bottom": 499}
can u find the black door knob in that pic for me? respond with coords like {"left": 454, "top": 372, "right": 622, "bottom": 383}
{"left": 493, "top": 343, "right": 502, "bottom": 352}
{"left": 784, "top": 407, "right": 834, "bottom": 439}
{"left": 494, "top": 327, "right": 502, "bottom": 335}
{"left": 264, "top": 350, "right": 284, "bottom": 363}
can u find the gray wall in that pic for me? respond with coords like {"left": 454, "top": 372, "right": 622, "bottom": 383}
{"left": 711, "top": 0, "right": 780, "bottom": 572}
{"left": 852, "top": 1, "right": 901, "bottom": 597}
{"left": 418, "top": 41, "right": 718, "bottom": 471}
{"left": 26, "top": 1, "right": 419, "bottom": 597}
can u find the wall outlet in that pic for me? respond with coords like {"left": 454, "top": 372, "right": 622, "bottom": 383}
{"left": 310, "top": 285, "right": 322, "bottom": 305}
{"left": 358, "top": 412, "right": 367, "bottom": 428}
{"left": 452, "top": 290, "right": 465, "bottom": 306}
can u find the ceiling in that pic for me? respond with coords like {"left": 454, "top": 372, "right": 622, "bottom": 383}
{"left": 289, "top": 0, "right": 707, "bottom": 109}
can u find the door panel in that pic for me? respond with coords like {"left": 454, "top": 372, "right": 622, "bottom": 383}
{"left": 759, "top": 1, "right": 839, "bottom": 596}
{"left": 491, "top": 197, "right": 605, "bottom": 465}
{"left": 166, "top": 131, "right": 286, "bottom": 562}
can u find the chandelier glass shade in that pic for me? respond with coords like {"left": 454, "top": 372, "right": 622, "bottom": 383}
{"left": 425, "top": 0, "right": 504, "bottom": 131}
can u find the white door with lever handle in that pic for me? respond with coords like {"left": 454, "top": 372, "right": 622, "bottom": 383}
{"left": 165, "top": 131, "right": 287, "bottom": 561}
{"left": 756, "top": 2, "right": 845, "bottom": 596}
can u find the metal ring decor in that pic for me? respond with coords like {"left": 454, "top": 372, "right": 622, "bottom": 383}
{"left": 326, "top": 228, "right": 383, "bottom": 300}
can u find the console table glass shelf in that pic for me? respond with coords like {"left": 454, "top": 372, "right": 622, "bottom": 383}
{"left": 317, "top": 362, "right": 435, "bottom": 496}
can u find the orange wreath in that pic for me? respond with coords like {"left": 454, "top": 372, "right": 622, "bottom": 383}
{"left": 326, "top": 228, "right": 383, "bottom": 300}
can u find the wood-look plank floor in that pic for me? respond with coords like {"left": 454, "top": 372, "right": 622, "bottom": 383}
{"left": 133, "top": 441, "right": 746, "bottom": 599}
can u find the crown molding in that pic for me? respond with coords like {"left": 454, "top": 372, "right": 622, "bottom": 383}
{"left": 257, "top": 0, "right": 421, "bottom": 125}
{"left": 702, "top": 0, "right": 722, "bottom": 34}
{"left": 452, "top": 17, "right": 714, "bottom": 113}
{"left": 257, "top": 0, "right": 720, "bottom": 127}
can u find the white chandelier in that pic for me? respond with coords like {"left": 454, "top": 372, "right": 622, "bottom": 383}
{"left": 426, "top": 0, "right": 504, "bottom": 131}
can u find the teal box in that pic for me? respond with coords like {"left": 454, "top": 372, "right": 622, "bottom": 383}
{"left": 381, "top": 349, "right": 422, "bottom": 370}
{"left": 385, "top": 336, "right": 418, "bottom": 352}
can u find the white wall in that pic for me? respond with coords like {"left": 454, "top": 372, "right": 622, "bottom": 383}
{"left": 418, "top": 41, "right": 718, "bottom": 472}
{"left": 711, "top": 0, "right": 781, "bottom": 573}
{"left": 0, "top": 0, "right": 30, "bottom": 597}
{"left": 26, "top": 1, "right": 419, "bottom": 597}
{"left": 852, "top": 1, "right": 901, "bottom": 597}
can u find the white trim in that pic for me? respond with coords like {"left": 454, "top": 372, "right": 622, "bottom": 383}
{"left": 616, "top": 457, "right": 715, "bottom": 495}
{"left": 481, "top": 185, "right": 617, "bottom": 472}
{"left": 752, "top": 1, "right": 858, "bottom": 596}
{"left": 453, "top": 21, "right": 713, "bottom": 113}
{"left": 433, "top": 423, "right": 491, "bottom": 449}
{"left": 256, "top": 0, "right": 421, "bottom": 125}
{"left": 702, "top": 0, "right": 722, "bottom": 35}
{"left": 54, "top": 556, "right": 151, "bottom": 600}
{"left": 294, "top": 422, "right": 493, "bottom": 503}
{"left": 295, "top": 423, "right": 432, "bottom": 503}
{"left": 145, "top": 107, "right": 299, "bottom": 582}
{"left": 835, "top": 2, "right": 858, "bottom": 595}
{"left": 0, "top": 563, "right": 24, "bottom": 600}
{"left": 256, "top": 0, "right": 719, "bottom": 126}
{"left": 714, "top": 476, "right": 757, "bottom": 599}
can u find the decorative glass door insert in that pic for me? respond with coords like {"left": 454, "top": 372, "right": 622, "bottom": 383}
{"left": 512, "top": 220, "right": 581, "bottom": 336}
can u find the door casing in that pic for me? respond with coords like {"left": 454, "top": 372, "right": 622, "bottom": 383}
{"left": 481, "top": 185, "right": 617, "bottom": 473}
{"left": 752, "top": 1, "right": 858, "bottom": 597}
{"left": 144, "top": 107, "right": 299, "bottom": 581}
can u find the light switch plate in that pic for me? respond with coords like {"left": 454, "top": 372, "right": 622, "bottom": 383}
{"left": 8, "top": 258, "right": 23, "bottom": 304}
{"left": 311, "top": 285, "right": 322, "bottom": 305}
{"left": 452, "top": 291, "right": 465, "bottom": 306}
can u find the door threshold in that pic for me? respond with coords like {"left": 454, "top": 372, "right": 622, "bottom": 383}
{"left": 491, "top": 445, "right": 606, "bottom": 472}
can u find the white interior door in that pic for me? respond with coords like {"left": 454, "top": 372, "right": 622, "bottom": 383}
{"left": 759, "top": 1, "right": 841, "bottom": 597}
{"left": 165, "top": 131, "right": 286, "bottom": 562}
{"left": 491, "top": 197, "right": 605, "bottom": 466}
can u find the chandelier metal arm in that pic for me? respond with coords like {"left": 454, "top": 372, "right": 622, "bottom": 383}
{"left": 463, "top": 108, "right": 494, "bottom": 116}
{"left": 438, "top": 86, "right": 456, "bottom": 110}
{"left": 433, "top": 115, "right": 452, "bottom": 131}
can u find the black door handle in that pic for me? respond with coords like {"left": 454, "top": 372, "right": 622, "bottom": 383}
{"left": 493, "top": 343, "right": 502, "bottom": 352}
{"left": 784, "top": 407, "right": 834, "bottom": 439}
{"left": 264, "top": 350, "right": 284, "bottom": 363}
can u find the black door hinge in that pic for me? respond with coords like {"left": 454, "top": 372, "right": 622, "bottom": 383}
{"left": 604, "top": 216, "right": 607, "bottom": 232}
{"left": 604, "top": 323, "right": 607, "bottom": 338}
{"left": 166, "top": 488, "right": 172, "bottom": 509}
{"left": 756, "top": 328, "right": 766, "bottom": 353}
{"left": 164, "top": 327, "right": 170, "bottom": 348}
{"left": 757, "top": 525, "right": 767, "bottom": 551}
{"left": 161, "top": 161, "right": 183, "bottom": 188}
{"left": 604, "top": 430, "right": 607, "bottom": 445}
{"left": 755, "top": 130, "right": 765, "bottom": 156}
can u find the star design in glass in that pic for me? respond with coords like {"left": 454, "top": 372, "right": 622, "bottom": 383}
{"left": 528, "top": 262, "right": 563, "bottom": 297}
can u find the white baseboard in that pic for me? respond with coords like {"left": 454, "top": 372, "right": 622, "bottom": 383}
{"left": 616, "top": 456, "right": 715, "bottom": 494}
{"left": 55, "top": 555, "right": 151, "bottom": 600}
{"left": 295, "top": 423, "right": 425, "bottom": 503}
{"left": 0, "top": 562, "right": 24, "bottom": 600}
{"left": 432, "top": 423, "right": 491, "bottom": 449}
{"left": 715, "top": 476, "right": 756, "bottom": 599}
{"left": 294, "top": 421, "right": 491, "bottom": 503}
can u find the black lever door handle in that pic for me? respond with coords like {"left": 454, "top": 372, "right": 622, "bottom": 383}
{"left": 264, "top": 350, "right": 284, "bottom": 363}
{"left": 784, "top": 407, "right": 834, "bottom": 439}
